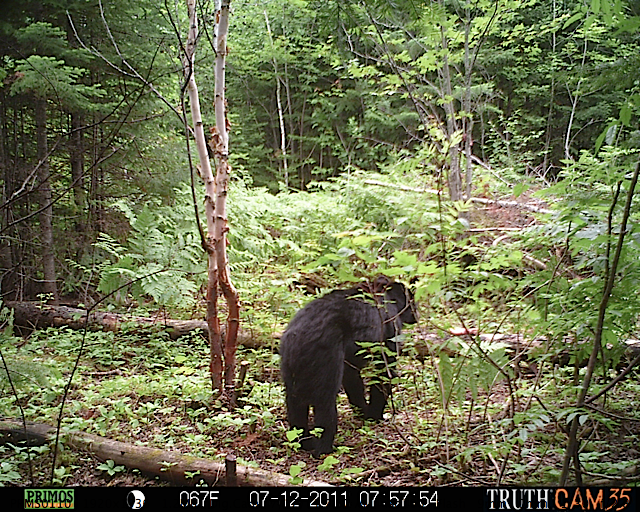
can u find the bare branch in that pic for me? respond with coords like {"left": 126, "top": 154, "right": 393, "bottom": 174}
{"left": 67, "top": 5, "right": 185, "bottom": 122}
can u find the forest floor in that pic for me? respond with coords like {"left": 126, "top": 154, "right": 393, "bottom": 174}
{"left": 9, "top": 335, "right": 640, "bottom": 488}
{"left": 5, "top": 200, "right": 640, "bottom": 488}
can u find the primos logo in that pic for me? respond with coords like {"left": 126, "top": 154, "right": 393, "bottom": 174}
{"left": 24, "top": 489, "right": 75, "bottom": 509}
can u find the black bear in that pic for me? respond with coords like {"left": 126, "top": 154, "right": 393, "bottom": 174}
{"left": 280, "top": 276, "right": 417, "bottom": 456}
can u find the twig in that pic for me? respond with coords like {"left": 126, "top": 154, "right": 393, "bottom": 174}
{"left": 585, "top": 352, "right": 640, "bottom": 405}
{"left": 584, "top": 402, "right": 640, "bottom": 422}
{"left": 67, "top": 5, "right": 184, "bottom": 123}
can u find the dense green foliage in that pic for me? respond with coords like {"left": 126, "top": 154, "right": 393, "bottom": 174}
{"left": 1, "top": 0, "right": 639, "bottom": 488}
{"left": 1, "top": 0, "right": 638, "bottom": 301}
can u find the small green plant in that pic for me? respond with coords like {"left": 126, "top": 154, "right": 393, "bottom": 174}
{"left": 309, "top": 427, "right": 324, "bottom": 440}
{"left": 288, "top": 462, "right": 305, "bottom": 485}
{"left": 96, "top": 460, "right": 126, "bottom": 477}
{"left": 317, "top": 455, "right": 339, "bottom": 472}
{"left": 184, "top": 470, "right": 201, "bottom": 481}
{"left": 52, "top": 466, "right": 73, "bottom": 485}
{"left": 0, "top": 460, "right": 21, "bottom": 484}
{"left": 283, "top": 428, "right": 304, "bottom": 453}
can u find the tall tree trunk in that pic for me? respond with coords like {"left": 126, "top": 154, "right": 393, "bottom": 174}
{"left": 34, "top": 97, "right": 58, "bottom": 303}
{"left": 184, "top": 0, "right": 239, "bottom": 397}
{"left": 213, "top": 0, "right": 240, "bottom": 400}
{"left": 542, "top": 0, "right": 557, "bottom": 174}
{"left": 89, "top": 111, "right": 101, "bottom": 233}
{"left": 70, "top": 113, "right": 86, "bottom": 227}
{"left": 0, "top": 91, "right": 9, "bottom": 281}
{"left": 69, "top": 111, "right": 88, "bottom": 269}
{"left": 462, "top": 11, "right": 474, "bottom": 201}
{"left": 435, "top": 0, "right": 461, "bottom": 201}
{"left": 67, "top": 16, "right": 87, "bottom": 238}
{"left": 0, "top": 89, "right": 16, "bottom": 299}
{"left": 264, "top": 10, "right": 288, "bottom": 188}
{"left": 184, "top": 0, "right": 222, "bottom": 393}
{"left": 1, "top": 99, "right": 25, "bottom": 300}
{"left": 440, "top": 42, "right": 461, "bottom": 201}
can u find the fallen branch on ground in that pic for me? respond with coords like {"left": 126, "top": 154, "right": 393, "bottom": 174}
{"left": 363, "top": 179, "right": 553, "bottom": 214}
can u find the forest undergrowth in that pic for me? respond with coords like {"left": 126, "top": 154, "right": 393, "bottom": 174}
{"left": 2, "top": 159, "right": 640, "bottom": 487}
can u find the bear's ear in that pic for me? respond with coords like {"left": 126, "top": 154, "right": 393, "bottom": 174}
{"left": 372, "top": 275, "right": 392, "bottom": 293}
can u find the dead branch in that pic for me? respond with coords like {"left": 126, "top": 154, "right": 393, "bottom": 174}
{"left": 363, "top": 179, "right": 553, "bottom": 214}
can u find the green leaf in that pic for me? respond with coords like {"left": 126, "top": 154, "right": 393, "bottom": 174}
{"left": 336, "top": 247, "right": 356, "bottom": 258}
{"left": 318, "top": 455, "right": 339, "bottom": 471}
{"left": 563, "top": 11, "right": 584, "bottom": 29}
{"left": 286, "top": 428, "right": 303, "bottom": 442}
{"left": 619, "top": 104, "right": 631, "bottom": 127}
{"left": 513, "top": 183, "right": 529, "bottom": 198}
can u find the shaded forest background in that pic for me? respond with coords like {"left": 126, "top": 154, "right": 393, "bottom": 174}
{"left": 1, "top": 0, "right": 640, "bottom": 488}
{"left": 2, "top": 0, "right": 638, "bottom": 303}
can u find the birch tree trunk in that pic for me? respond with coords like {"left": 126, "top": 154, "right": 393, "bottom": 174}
{"left": 184, "top": 0, "right": 239, "bottom": 397}
{"left": 212, "top": 0, "right": 240, "bottom": 399}
{"left": 264, "top": 10, "right": 288, "bottom": 188}
{"left": 564, "top": 35, "right": 588, "bottom": 161}
{"left": 184, "top": 0, "right": 222, "bottom": 392}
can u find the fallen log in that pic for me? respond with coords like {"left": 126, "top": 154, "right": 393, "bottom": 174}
{"left": 0, "top": 419, "right": 329, "bottom": 487}
{"left": 363, "top": 179, "right": 554, "bottom": 214}
{"left": 5, "top": 301, "right": 262, "bottom": 347}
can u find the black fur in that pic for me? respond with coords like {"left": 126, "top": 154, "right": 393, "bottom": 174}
{"left": 280, "top": 277, "right": 417, "bottom": 456}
